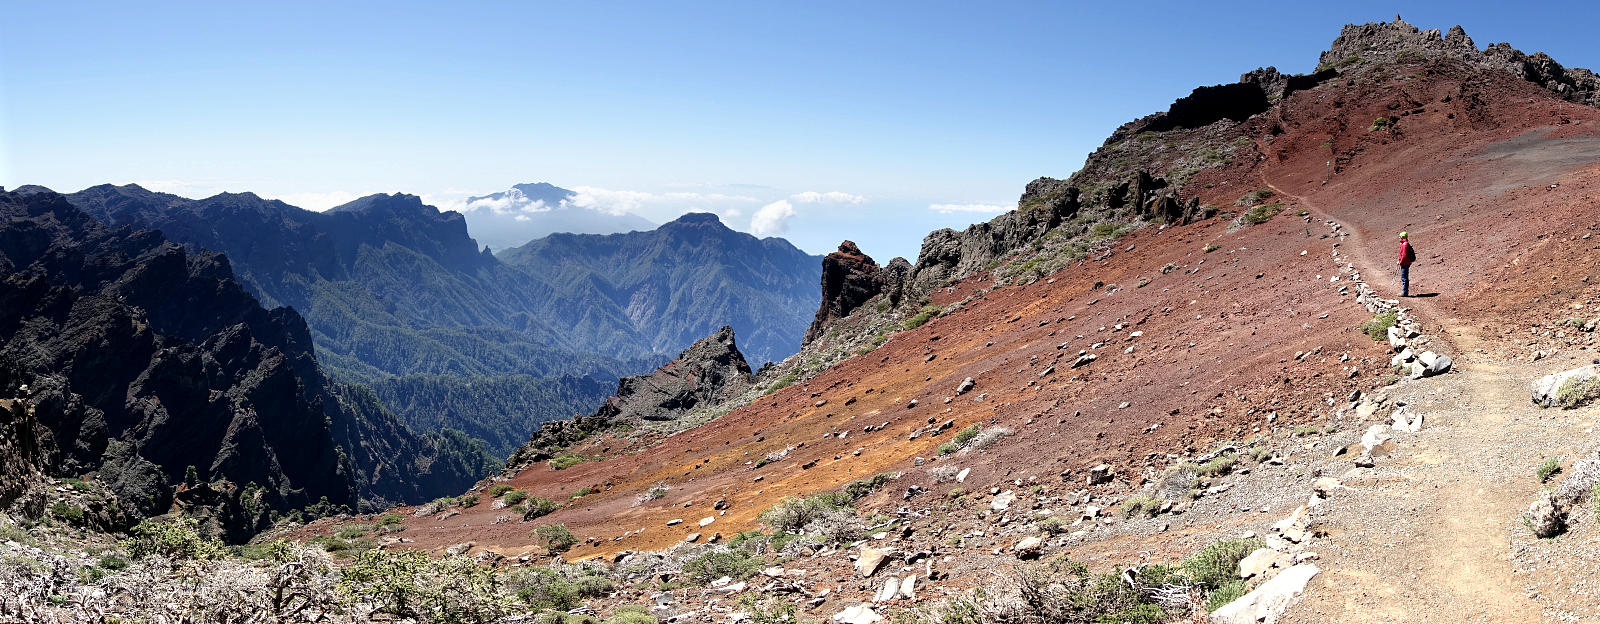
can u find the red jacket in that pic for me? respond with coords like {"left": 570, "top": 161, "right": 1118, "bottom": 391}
{"left": 1398, "top": 240, "right": 1415, "bottom": 267}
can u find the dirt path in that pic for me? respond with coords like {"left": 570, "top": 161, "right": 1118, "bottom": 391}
{"left": 1260, "top": 180, "right": 1553, "bottom": 622}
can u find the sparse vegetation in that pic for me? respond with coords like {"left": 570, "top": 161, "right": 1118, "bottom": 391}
{"left": 1182, "top": 537, "right": 1263, "bottom": 591}
{"left": 1120, "top": 493, "right": 1163, "bottom": 518}
{"left": 1196, "top": 453, "right": 1237, "bottom": 477}
{"left": 953, "top": 425, "right": 981, "bottom": 446}
{"left": 488, "top": 484, "right": 514, "bottom": 497}
{"left": 1537, "top": 457, "right": 1562, "bottom": 483}
{"left": 683, "top": 549, "right": 761, "bottom": 584}
{"left": 1241, "top": 202, "right": 1284, "bottom": 225}
{"left": 1207, "top": 579, "right": 1249, "bottom": 612}
{"left": 1204, "top": 243, "right": 1221, "bottom": 253}
{"left": 929, "top": 464, "right": 962, "bottom": 483}
{"left": 502, "top": 489, "right": 529, "bottom": 506}
{"left": 903, "top": 304, "right": 943, "bottom": 330}
{"left": 938, "top": 442, "right": 959, "bottom": 455}
{"left": 1370, "top": 117, "right": 1389, "bottom": 131}
{"left": 124, "top": 516, "right": 225, "bottom": 561}
{"left": 548, "top": 454, "right": 588, "bottom": 470}
{"left": 1555, "top": 375, "right": 1600, "bottom": 409}
{"left": 533, "top": 524, "right": 578, "bottom": 553}
{"left": 521, "top": 496, "right": 561, "bottom": 521}
{"left": 1361, "top": 311, "right": 1399, "bottom": 341}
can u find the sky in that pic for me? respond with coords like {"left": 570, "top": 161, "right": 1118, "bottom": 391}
{"left": 4, "top": 1, "right": 1599, "bottom": 260}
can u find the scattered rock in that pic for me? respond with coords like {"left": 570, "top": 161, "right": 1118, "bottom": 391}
{"left": 955, "top": 377, "right": 975, "bottom": 395}
{"left": 1533, "top": 365, "right": 1600, "bottom": 408}
{"left": 1526, "top": 491, "right": 1567, "bottom": 538}
{"left": 833, "top": 605, "right": 883, "bottom": 624}
{"left": 856, "top": 546, "right": 890, "bottom": 577}
{"left": 1087, "top": 464, "right": 1113, "bottom": 485}
{"left": 1013, "top": 536, "right": 1044, "bottom": 559}
{"left": 991, "top": 491, "right": 1016, "bottom": 511}
{"left": 1210, "top": 564, "right": 1320, "bottom": 624}
{"left": 1238, "top": 548, "right": 1290, "bottom": 579}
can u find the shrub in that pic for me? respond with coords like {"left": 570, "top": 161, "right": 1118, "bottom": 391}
{"left": 502, "top": 489, "right": 529, "bottom": 506}
{"left": 1204, "top": 244, "right": 1221, "bottom": 253}
{"left": 335, "top": 524, "right": 374, "bottom": 540}
{"left": 903, "top": 305, "right": 942, "bottom": 330}
{"left": 1181, "top": 537, "right": 1263, "bottom": 590}
{"left": 952, "top": 425, "right": 981, "bottom": 446}
{"left": 414, "top": 496, "right": 457, "bottom": 516}
{"left": 1207, "top": 579, "right": 1248, "bottom": 611}
{"left": 967, "top": 426, "right": 1014, "bottom": 450}
{"left": 1196, "top": 453, "right": 1237, "bottom": 477}
{"left": 1537, "top": 457, "right": 1562, "bottom": 483}
{"left": 1242, "top": 202, "right": 1283, "bottom": 225}
{"left": 48, "top": 502, "right": 86, "bottom": 525}
{"left": 522, "top": 496, "right": 561, "bottom": 521}
{"left": 1370, "top": 117, "right": 1388, "bottom": 131}
{"left": 125, "top": 516, "right": 225, "bottom": 560}
{"left": 488, "top": 484, "right": 514, "bottom": 497}
{"left": 509, "top": 568, "right": 580, "bottom": 611}
{"left": 684, "top": 548, "right": 761, "bottom": 584}
{"left": 844, "top": 473, "right": 895, "bottom": 501}
{"left": 606, "top": 606, "right": 659, "bottom": 624}
{"left": 759, "top": 493, "right": 861, "bottom": 542}
{"left": 338, "top": 549, "right": 503, "bottom": 621}
{"left": 1360, "top": 311, "right": 1399, "bottom": 342}
{"left": 1120, "top": 493, "right": 1163, "bottom": 519}
{"left": 638, "top": 482, "right": 669, "bottom": 504}
{"left": 377, "top": 513, "right": 404, "bottom": 526}
{"left": 1555, "top": 375, "right": 1600, "bottom": 409}
{"left": 534, "top": 524, "right": 578, "bottom": 553}
{"left": 938, "top": 442, "right": 959, "bottom": 455}
{"left": 549, "top": 454, "right": 587, "bottom": 470}
{"left": 929, "top": 465, "right": 962, "bottom": 483}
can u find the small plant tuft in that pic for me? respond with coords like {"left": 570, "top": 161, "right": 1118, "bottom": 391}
{"left": 1537, "top": 457, "right": 1562, "bottom": 483}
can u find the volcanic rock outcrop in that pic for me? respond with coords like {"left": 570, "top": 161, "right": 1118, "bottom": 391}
{"left": 502, "top": 326, "right": 756, "bottom": 473}
{"left": 804, "top": 242, "right": 909, "bottom": 345}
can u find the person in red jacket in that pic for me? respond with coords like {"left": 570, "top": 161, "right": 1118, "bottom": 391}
{"left": 1398, "top": 231, "right": 1416, "bottom": 297}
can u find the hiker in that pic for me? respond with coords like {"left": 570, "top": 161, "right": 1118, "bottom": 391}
{"left": 1398, "top": 231, "right": 1416, "bottom": 297}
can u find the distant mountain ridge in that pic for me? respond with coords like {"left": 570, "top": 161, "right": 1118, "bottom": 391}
{"left": 500, "top": 212, "right": 822, "bottom": 366}
{"left": 52, "top": 185, "right": 821, "bottom": 461}
{"left": 0, "top": 187, "right": 488, "bottom": 538}
{"left": 462, "top": 182, "right": 656, "bottom": 251}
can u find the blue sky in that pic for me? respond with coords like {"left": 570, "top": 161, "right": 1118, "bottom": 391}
{"left": 3, "top": 1, "right": 1597, "bottom": 259}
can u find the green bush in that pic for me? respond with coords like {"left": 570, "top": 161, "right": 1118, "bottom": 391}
{"left": 605, "top": 610, "right": 659, "bottom": 624}
{"left": 48, "top": 502, "right": 86, "bottom": 525}
{"left": 1181, "top": 537, "right": 1263, "bottom": 590}
{"left": 523, "top": 496, "right": 561, "bottom": 521}
{"left": 1537, "top": 457, "right": 1562, "bottom": 483}
{"left": 488, "top": 484, "right": 514, "bottom": 497}
{"left": 335, "top": 524, "right": 374, "bottom": 539}
{"left": 952, "top": 425, "right": 980, "bottom": 446}
{"left": 1242, "top": 202, "right": 1284, "bottom": 225}
{"left": 1370, "top": 117, "right": 1388, "bottom": 131}
{"left": 377, "top": 513, "right": 404, "bottom": 526}
{"left": 843, "top": 473, "right": 895, "bottom": 501}
{"left": 1360, "top": 311, "right": 1399, "bottom": 341}
{"left": 1556, "top": 375, "right": 1600, "bottom": 409}
{"left": 125, "top": 516, "right": 225, "bottom": 560}
{"left": 510, "top": 568, "right": 579, "bottom": 611}
{"left": 1207, "top": 579, "right": 1249, "bottom": 611}
{"left": 1120, "top": 493, "right": 1163, "bottom": 519}
{"left": 534, "top": 524, "right": 578, "bottom": 553}
{"left": 458, "top": 494, "right": 480, "bottom": 508}
{"left": 1204, "top": 243, "right": 1221, "bottom": 253}
{"left": 684, "top": 549, "right": 761, "bottom": 584}
{"left": 938, "top": 442, "right": 958, "bottom": 456}
{"left": 759, "top": 493, "right": 852, "bottom": 533}
{"left": 903, "top": 305, "right": 942, "bottom": 330}
{"left": 549, "top": 454, "right": 587, "bottom": 470}
{"left": 503, "top": 489, "right": 529, "bottom": 506}
{"left": 1197, "top": 454, "right": 1237, "bottom": 477}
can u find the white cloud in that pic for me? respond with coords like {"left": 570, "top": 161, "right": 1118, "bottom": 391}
{"left": 790, "top": 191, "right": 865, "bottom": 204}
{"left": 929, "top": 203, "right": 1014, "bottom": 214}
{"left": 462, "top": 188, "right": 554, "bottom": 216}
{"left": 565, "top": 186, "right": 659, "bottom": 216}
{"left": 749, "top": 200, "right": 796, "bottom": 236}
{"left": 262, "top": 190, "right": 362, "bottom": 212}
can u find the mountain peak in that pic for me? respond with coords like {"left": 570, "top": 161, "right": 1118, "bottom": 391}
{"left": 328, "top": 192, "right": 432, "bottom": 215}
{"left": 664, "top": 212, "right": 724, "bottom": 227}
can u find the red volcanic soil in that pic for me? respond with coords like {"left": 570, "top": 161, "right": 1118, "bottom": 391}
{"left": 307, "top": 56, "right": 1600, "bottom": 566}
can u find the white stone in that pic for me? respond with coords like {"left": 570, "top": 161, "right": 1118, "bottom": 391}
{"left": 1210, "top": 564, "right": 1320, "bottom": 624}
{"left": 991, "top": 490, "right": 1016, "bottom": 511}
{"left": 833, "top": 605, "right": 883, "bottom": 624}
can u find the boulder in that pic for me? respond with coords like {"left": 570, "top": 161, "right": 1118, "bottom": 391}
{"left": 833, "top": 605, "right": 883, "bottom": 624}
{"left": 1013, "top": 536, "right": 1044, "bottom": 559}
{"left": 1533, "top": 365, "right": 1600, "bottom": 408}
{"left": 1238, "top": 548, "right": 1290, "bottom": 579}
{"left": 873, "top": 578, "right": 900, "bottom": 603}
{"left": 991, "top": 490, "right": 1016, "bottom": 511}
{"left": 1210, "top": 564, "right": 1319, "bottom": 624}
{"left": 1418, "top": 351, "right": 1452, "bottom": 376}
{"left": 1088, "top": 464, "right": 1113, "bottom": 485}
{"left": 955, "top": 377, "right": 975, "bottom": 395}
{"left": 1526, "top": 491, "right": 1567, "bottom": 538}
{"left": 856, "top": 546, "right": 890, "bottom": 577}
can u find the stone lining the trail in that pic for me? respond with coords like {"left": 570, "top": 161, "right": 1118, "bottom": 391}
{"left": 1322, "top": 219, "right": 1451, "bottom": 378}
